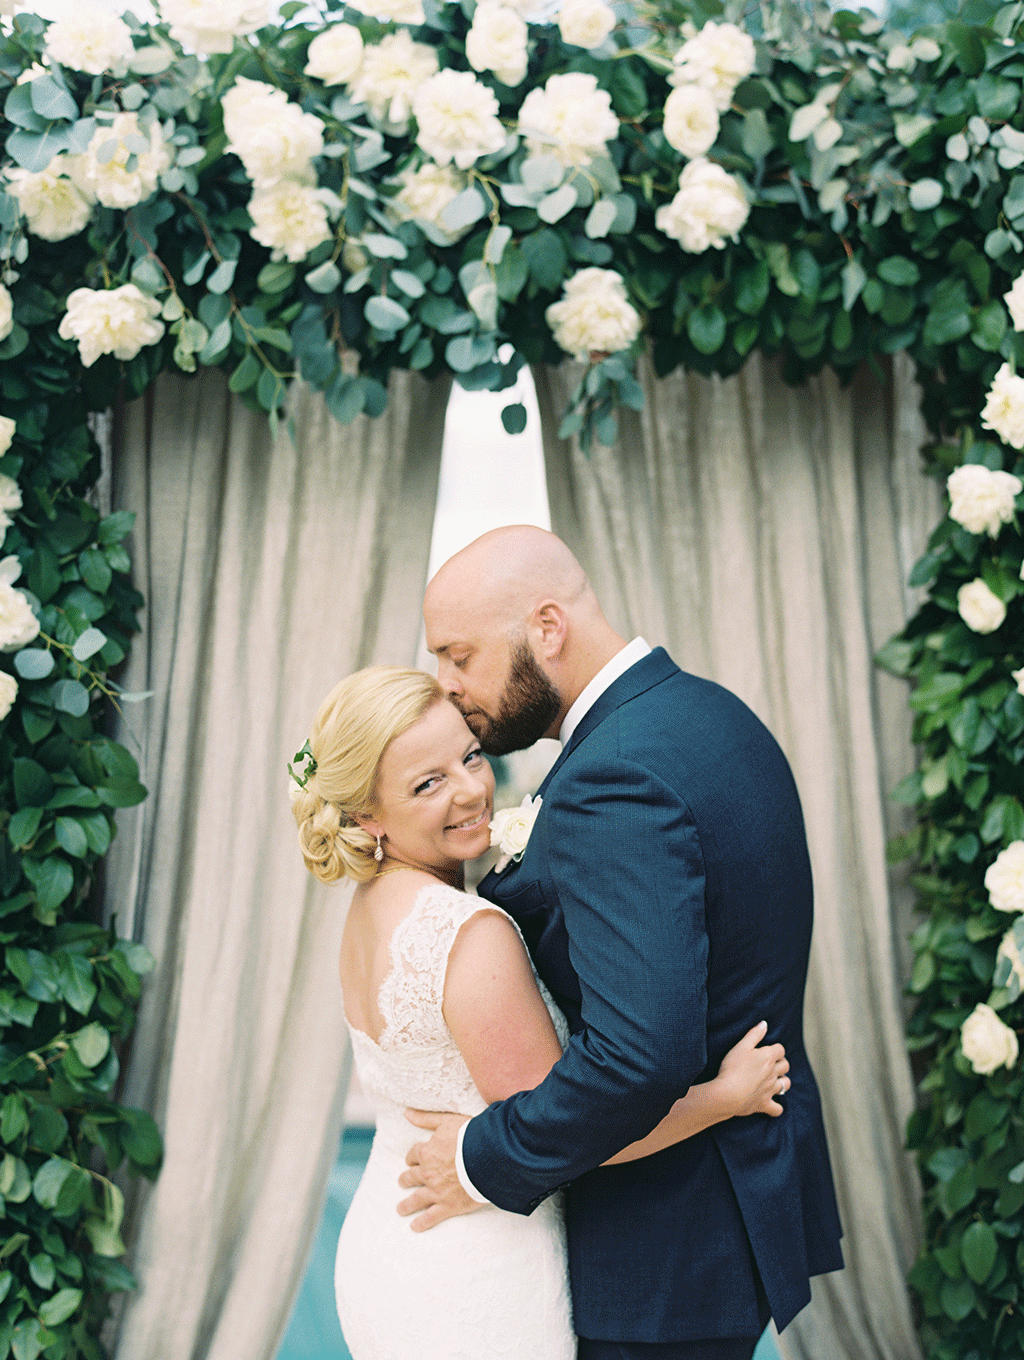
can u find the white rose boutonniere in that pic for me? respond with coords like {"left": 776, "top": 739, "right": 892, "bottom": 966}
{"left": 490, "top": 794, "right": 542, "bottom": 872}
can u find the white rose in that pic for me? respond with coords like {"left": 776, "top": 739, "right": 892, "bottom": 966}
{"left": 0, "top": 473, "right": 21, "bottom": 540}
{"left": 0, "top": 285, "right": 12, "bottom": 343}
{"left": 222, "top": 78, "right": 325, "bottom": 189}
{"left": 1013, "top": 665, "right": 1024, "bottom": 695}
{"left": 71, "top": 113, "right": 170, "bottom": 210}
{"left": 947, "top": 463, "right": 1022, "bottom": 537}
{"left": 1005, "top": 276, "right": 1024, "bottom": 331}
{"left": 58, "top": 284, "right": 165, "bottom": 369}
{"left": 957, "top": 577, "right": 1007, "bottom": 634}
{"left": 490, "top": 794, "right": 542, "bottom": 870}
{"left": 961, "top": 1002, "right": 1019, "bottom": 1075}
{"left": 670, "top": 20, "right": 756, "bottom": 112}
{"left": 0, "top": 418, "right": 16, "bottom": 455}
{"left": 7, "top": 157, "right": 93, "bottom": 242}
{"left": 656, "top": 156, "right": 749, "bottom": 253}
{"left": 518, "top": 72, "right": 618, "bottom": 167}
{"left": 546, "top": 266, "right": 641, "bottom": 360}
{"left": 45, "top": 3, "right": 134, "bottom": 75}
{"left": 662, "top": 84, "right": 719, "bottom": 159}
{"left": 305, "top": 24, "right": 364, "bottom": 86}
{"left": 987, "top": 842, "right": 1024, "bottom": 914}
{"left": 0, "top": 558, "right": 39, "bottom": 652}
{"left": 982, "top": 362, "right": 1024, "bottom": 449}
{"left": 557, "top": 0, "right": 615, "bottom": 49}
{"left": 392, "top": 161, "right": 471, "bottom": 244}
{"left": 247, "top": 181, "right": 333, "bottom": 262}
{"left": 0, "top": 671, "right": 17, "bottom": 721}
{"left": 412, "top": 69, "right": 507, "bottom": 170}
{"left": 466, "top": 2, "right": 528, "bottom": 87}
{"left": 346, "top": 0, "right": 425, "bottom": 22}
{"left": 158, "top": 0, "right": 268, "bottom": 54}
{"left": 349, "top": 31, "right": 439, "bottom": 131}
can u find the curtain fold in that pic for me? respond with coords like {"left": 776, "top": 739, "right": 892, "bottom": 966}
{"left": 535, "top": 352, "right": 940, "bottom": 1360}
{"left": 103, "top": 368, "right": 450, "bottom": 1360}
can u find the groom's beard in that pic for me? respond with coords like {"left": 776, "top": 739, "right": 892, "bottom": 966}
{"left": 469, "top": 641, "right": 562, "bottom": 756}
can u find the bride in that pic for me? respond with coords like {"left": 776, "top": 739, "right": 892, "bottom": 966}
{"left": 291, "top": 666, "right": 790, "bottom": 1360}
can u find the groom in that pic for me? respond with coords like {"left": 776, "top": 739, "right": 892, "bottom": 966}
{"left": 401, "top": 526, "right": 843, "bottom": 1359}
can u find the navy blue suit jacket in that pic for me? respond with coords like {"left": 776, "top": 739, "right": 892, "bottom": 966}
{"left": 465, "top": 648, "right": 843, "bottom": 1344}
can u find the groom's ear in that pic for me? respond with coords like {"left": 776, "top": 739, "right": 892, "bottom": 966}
{"left": 531, "top": 600, "right": 567, "bottom": 659}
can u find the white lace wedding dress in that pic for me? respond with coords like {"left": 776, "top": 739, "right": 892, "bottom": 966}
{"left": 334, "top": 881, "right": 576, "bottom": 1360}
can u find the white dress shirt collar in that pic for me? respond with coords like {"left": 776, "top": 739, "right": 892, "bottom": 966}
{"left": 558, "top": 637, "right": 652, "bottom": 747}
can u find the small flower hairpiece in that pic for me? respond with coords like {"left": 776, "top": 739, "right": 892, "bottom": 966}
{"left": 288, "top": 739, "right": 318, "bottom": 789}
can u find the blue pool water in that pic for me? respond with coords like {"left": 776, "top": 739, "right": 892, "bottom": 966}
{"left": 277, "top": 1126, "right": 782, "bottom": 1360}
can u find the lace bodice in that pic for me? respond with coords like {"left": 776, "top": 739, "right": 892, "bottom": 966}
{"left": 347, "top": 881, "right": 569, "bottom": 1121}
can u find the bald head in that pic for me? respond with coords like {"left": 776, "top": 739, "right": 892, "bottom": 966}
{"left": 425, "top": 525, "right": 592, "bottom": 631}
{"left": 423, "top": 527, "right": 627, "bottom": 753}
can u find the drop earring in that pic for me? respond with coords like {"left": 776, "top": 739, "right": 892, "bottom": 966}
{"left": 374, "top": 834, "right": 384, "bottom": 863}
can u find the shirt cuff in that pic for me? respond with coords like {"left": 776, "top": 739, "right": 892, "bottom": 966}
{"left": 455, "top": 1118, "right": 491, "bottom": 1205}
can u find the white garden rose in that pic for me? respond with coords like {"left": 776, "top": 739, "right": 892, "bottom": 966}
{"left": 392, "top": 161, "right": 471, "bottom": 244}
{"left": 947, "top": 463, "right": 1022, "bottom": 537}
{"left": 0, "top": 558, "right": 39, "bottom": 653}
{"left": 557, "top": 0, "right": 616, "bottom": 49}
{"left": 546, "top": 267, "right": 641, "bottom": 360}
{"left": 466, "top": 2, "right": 528, "bottom": 87}
{"left": 58, "top": 284, "right": 165, "bottom": 369}
{"left": 656, "top": 157, "right": 749, "bottom": 253}
{"left": 349, "top": 31, "right": 439, "bottom": 131}
{"left": 0, "top": 671, "right": 17, "bottom": 722}
{"left": 222, "top": 78, "right": 325, "bottom": 189}
{"left": 1005, "top": 275, "right": 1024, "bottom": 331}
{"left": 490, "top": 794, "right": 542, "bottom": 871}
{"left": 0, "top": 418, "right": 15, "bottom": 455}
{"left": 0, "top": 473, "right": 21, "bottom": 539}
{"left": 986, "top": 842, "right": 1024, "bottom": 914}
{"left": 45, "top": 3, "right": 134, "bottom": 75}
{"left": 305, "top": 24, "right": 364, "bottom": 86}
{"left": 7, "top": 158, "right": 93, "bottom": 242}
{"left": 0, "top": 285, "right": 12, "bottom": 343}
{"left": 247, "top": 181, "right": 333, "bottom": 262}
{"left": 518, "top": 72, "right": 618, "bottom": 167}
{"left": 346, "top": 0, "right": 425, "bottom": 24}
{"left": 961, "top": 1002, "right": 1019, "bottom": 1075}
{"left": 158, "top": 0, "right": 267, "bottom": 53}
{"left": 72, "top": 114, "right": 170, "bottom": 211}
{"left": 670, "top": 20, "right": 756, "bottom": 112}
{"left": 662, "top": 84, "right": 719, "bottom": 159}
{"left": 1013, "top": 665, "right": 1024, "bottom": 695}
{"left": 412, "top": 69, "right": 507, "bottom": 170}
{"left": 982, "top": 362, "right": 1024, "bottom": 449}
{"left": 957, "top": 577, "right": 1006, "bottom": 634}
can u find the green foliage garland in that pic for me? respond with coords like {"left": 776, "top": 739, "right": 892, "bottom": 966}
{"left": 0, "top": 0, "right": 1020, "bottom": 1355}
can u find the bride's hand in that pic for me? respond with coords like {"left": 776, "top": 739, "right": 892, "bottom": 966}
{"left": 714, "top": 1021, "right": 789, "bottom": 1118}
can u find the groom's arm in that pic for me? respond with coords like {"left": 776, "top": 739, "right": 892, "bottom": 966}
{"left": 460, "top": 755, "right": 710, "bottom": 1214}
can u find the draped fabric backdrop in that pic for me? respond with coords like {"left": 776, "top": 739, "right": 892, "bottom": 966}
{"left": 535, "top": 353, "right": 941, "bottom": 1360}
{"left": 102, "top": 369, "right": 450, "bottom": 1360}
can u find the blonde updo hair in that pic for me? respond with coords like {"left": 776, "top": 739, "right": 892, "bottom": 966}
{"left": 291, "top": 666, "right": 444, "bottom": 885}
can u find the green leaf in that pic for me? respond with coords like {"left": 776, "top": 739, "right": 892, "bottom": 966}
{"left": 50, "top": 679, "right": 90, "bottom": 717}
{"left": 71, "top": 627, "right": 107, "bottom": 662}
{"left": 54, "top": 817, "right": 88, "bottom": 858}
{"left": 32, "top": 1157, "right": 74, "bottom": 1209}
{"left": 976, "top": 73, "right": 1019, "bottom": 121}
{"left": 29, "top": 1253, "right": 55, "bottom": 1289}
{"left": 22, "top": 856, "right": 74, "bottom": 912}
{"left": 687, "top": 304, "right": 726, "bottom": 355}
{"left": 948, "top": 23, "right": 985, "bottom": 74}
{"left": 305, "top": 260, "right": 341, "bottom": 294}
{"left": 97, "top": 511, "right": 135, "bottom": 545}
{"left": 877, "top": 257, "right": 920, "bottom": 287}
{"left": 71, "top": 1022, "right": 110, "bottom": 1068}
{"left": 521, "top": 230, "right": 567, "bottom": 292}
{"left": 11, "top": 1318, "right": 44, "bottom": 1360}
{"left": 437, "top": 188, "right": 487, "bottom": 233}
{"left": 228, "top": 353, "right": 260, "bottom": 394}
{"left": 119, "top": 1107, "right": 162, "bottom": 1168}
{"left": 39, "top": 1288, "right": 82, "bottom": 1327}
{"left": 961, "top": 1220, "right": 998, "bottom": 1285}
{"left": 364, "top": 296, "right": 410, "bottom": 333}
{"left": 13, "top": 759, "right": 52, "bottom": 808}
{"left": 9, "top": 806, "right": 43, "bottom": 849}
{"left": 29, "top": 75, "right": 77, "bottom": 123}
{"left": 501, "top": 402, "right": 527, "bottom": 435}
{"left": 735, "top": 262, "right": 770, "bottom": 316}
{"left": 940, "top": 1276, "right": 976, "bottom": 1321}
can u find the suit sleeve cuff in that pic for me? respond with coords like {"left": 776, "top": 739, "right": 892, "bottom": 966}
{"left": 456, "top": 1119, "right": 491, "bottom": 1205}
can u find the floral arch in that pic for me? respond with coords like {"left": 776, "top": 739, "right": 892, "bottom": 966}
{"left": 0, "top": 0, "right": 1021, "bottom": 1356}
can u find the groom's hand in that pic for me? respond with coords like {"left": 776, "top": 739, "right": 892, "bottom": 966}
{"left": 398, "top": 1110, "right": 481, "bottom": 1232}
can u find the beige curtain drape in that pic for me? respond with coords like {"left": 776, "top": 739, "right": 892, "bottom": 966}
{"left": 535, "top": 352, "right": 940, "bottom": 1360}
{"left": 103, "top": 368, "right": 450, "bottom": 1360}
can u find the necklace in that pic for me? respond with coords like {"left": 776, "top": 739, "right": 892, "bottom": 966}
{"left": 374, "top": 863, "right": 420, "bottom": 879}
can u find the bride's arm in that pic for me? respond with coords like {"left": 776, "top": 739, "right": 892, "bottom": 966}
{"left": 443, "top": 913, "right": 787, "bottom": 1165}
